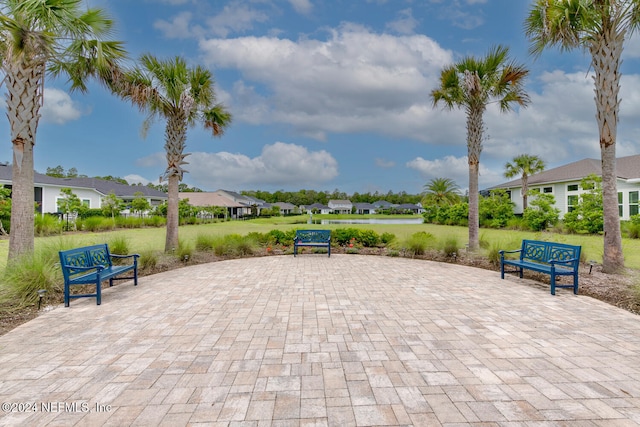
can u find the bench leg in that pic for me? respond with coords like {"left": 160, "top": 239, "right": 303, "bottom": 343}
{"left": 294, "top": 245, "right": 297, "bottom": 257}
{"left": 550, "top": 275, "right": 556, "bottom": 296}
{"left": 96, "top": 281, "right": 102, "bottom": 305}
{"left": 64, "top": 284, "right": 70, "bottom": 307}
{"left": 328, "top": 244, "right": 330, "bottom": 257}
{"left": 573, "top": 274, "right": 579, "bottom": 294}
{"left": 500, "top": 262, "right": 505, "bottom": 279}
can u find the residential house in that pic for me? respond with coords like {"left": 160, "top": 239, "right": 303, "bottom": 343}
{"left": 372, "top": 200, "right": 395, "bottom": 211}
{"left": 0, "top": 163, "right": 166, "bottom": 214}
{"left": 216, "top": 190, "right": 267, "bottom": 216}
{"left": 395, "top": 203, "right": 424, "bottom": 214}
{"left": 491, "top": 154, "right": 640, "bottom": 220}
{"left": 272, "top": 202, "right": 296, "bottom": 215}
{"left": 328, "top": 199, "right": 353, "bottom": 214}
{"left": 304, "top": 203, "right": 332, "bottom": 215}
{"left": 353, "top": 202, "right": 377, "bottom": 214}
{"left": 178, "top": 192, "right": 245, "bottom": 218}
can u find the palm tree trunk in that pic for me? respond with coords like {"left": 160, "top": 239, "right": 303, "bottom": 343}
{"left": 466, "top": 103, "right": 484, "bottom": 251}
{"left": 591, "top": 29, "right": 624, "bottom": 273}
{"left": 163, "top": 114, "right": 188, "bottom": 253}
{"left": 522, "top": 175, "right": 529, "bottom": 211}
{"left": 165, "top": 174, "right": 179, "bottom": 252}
{"left": 6, "top": 60, "right": 44, "bottom": 259}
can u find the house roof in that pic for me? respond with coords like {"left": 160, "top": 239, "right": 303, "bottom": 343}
{"left": 353, "top": 202, "right": 376, "bottom": 209}
{"left": 179, "top": 192, "right": 243, "bottom": 207}
{"left": 492, "top": 154, "right": 640, "bottom": 189}
{"left": 0, "top": 164, "right": 166, "bottom": 199}
{"left": 372, "top": 200, "right": 394, "bottom": 207}
{"left": 328, "top": 199, "right": 352, "bottom": 205}
{"left": 273, "top": 202, "right": 296, "bottom": 209}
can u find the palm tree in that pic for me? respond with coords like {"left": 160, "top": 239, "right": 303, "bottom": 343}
{"left": 421, "top": 177, "right": 461, "bottom": 207}
{"left": 0, "top": 0, "right": 126, "bottom": 259}
{"left": 431, "top": 45, "right": 530, "bottom": 250}
{"left": 116, "top": 55, "right": 231, "bottom": 252}
{"left": 504, "top": 154, "right": 546, "bottom": 210}
{"left": 525, "top": 1, "right": 639, "bottom": 273}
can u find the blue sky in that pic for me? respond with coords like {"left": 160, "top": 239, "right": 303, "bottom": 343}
{"left": 4, "top": 0, "right": 640, "bottom": 195}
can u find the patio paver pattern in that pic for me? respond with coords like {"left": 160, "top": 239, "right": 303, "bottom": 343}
{"left": 1, "top": 254, "right": 640, "bottom": 426}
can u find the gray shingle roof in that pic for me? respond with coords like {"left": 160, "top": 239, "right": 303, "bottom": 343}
{"left": 0, "top": 164, "right": 166, "bottom": 198}
{"left": 492, "top": 154, "right": 640, "bottom": 189}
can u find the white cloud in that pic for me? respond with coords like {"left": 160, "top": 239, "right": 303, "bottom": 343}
{"left": 124, "top": 174, "right": 155, "bottom": 186}
{"left": 206, "top": 3, "right": 269, "bottom": 37}
{"left": 199, "top": 25, "right": 453, "bottom": 140}
{"left": 386, "top": 8, "right": 418, "bottom": 35}
{"left": 41, "top": 88, "right": 84, "bottom": 124}
{"left": 406, "top": 155, "right": 502, "bottom": 190}
{"left": 183, "top": 142, "right": 338, "bottom": 189}
{"left": 288, "top": 0, "right": 313, "bottom": 15}
{"left": 154, "top": 11, "right": 204, "bottom": 39}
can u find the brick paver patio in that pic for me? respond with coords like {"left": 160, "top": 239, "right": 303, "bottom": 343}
{"left": 1, "top": 254, "right": 639, "bottom": 426}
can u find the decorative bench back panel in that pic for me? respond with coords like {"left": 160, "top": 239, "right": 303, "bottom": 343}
{"left": 521, "top": 239, "right": 580, "bottom": 267}
{"left": 296, "top": 230, "right": 331, "bottom": 243}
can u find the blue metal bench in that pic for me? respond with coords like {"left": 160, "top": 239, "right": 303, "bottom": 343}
{"left": 499, "top": 239, "right": 581, "bottom": 295}
{"left": 59, "top": 244, "right": 139, "bottom": 307}
{"left": 293, "top": 230, "right": 331, "bottom": 257}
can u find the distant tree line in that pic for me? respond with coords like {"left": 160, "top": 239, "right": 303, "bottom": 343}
{"left": 240, "top": 189, "right": 422, "bottom": 206}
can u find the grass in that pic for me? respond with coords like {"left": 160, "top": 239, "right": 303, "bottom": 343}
{"left": 0, "top": 215, "right": 638, "bottom": 270}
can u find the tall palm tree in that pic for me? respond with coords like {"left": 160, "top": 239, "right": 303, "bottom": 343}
{"left": 504, "top": 154, "right": 546, "bottom": 210}
{"left": 116, "top": 55, "right": 231, "bottom": 252}
{"left": 525, "top": 0, "right": 639, "bottom": 273}
{"left": 421, "top": 177, "right": 461, "bottom": 207}
{"left": 0, "top": 0, "right": 126, "bottom": 260}
{"left": 431, "top": 45, "right": 530, "bottom": 250}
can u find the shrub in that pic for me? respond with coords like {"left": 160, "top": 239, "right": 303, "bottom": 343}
{"left": 380, "top": 232, "right": 396, "bottom": 245}
{"left": 176, "top": 239, "right": 194, "bottom": 261}
{"left": 441, "top": 237, "right": 459, "bottom": 257}
{"left": 332, "top": 228, "right": 361, "bottom": 246}
{"left": 628, "top": 223, "right": 640, "bottom": 239}
{"left": 138, "top": 250, "right": 159, "bottom": 271}
{"left": 404, "top": 231, "right": 435, "bottom": 256}
{"left": 81, "top": 216, "right": 114, "bottom": 232}
{"left": 35, "top": 214, "right": 63, "bottom": 236}
{"left": 523, "top": 193, "right": 560, "bottom": 231}
{"left": 0, "top": 249, "right": 62, "bottom": 307}
{"left": 479, "top": 190, "right": 515, "bottom": 228}
{"left": 358, "top": 229, "right": 381, "bottom": 247}
{"left": 267, "top": 229, "right": 296, "bottom": 246}
{"left": 107, "top": 235, "right": 130, "bottom": 255}
{"left": 195, "top": 233, "right": 217, "bottom": 251}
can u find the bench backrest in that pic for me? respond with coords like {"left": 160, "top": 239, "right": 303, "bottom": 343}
{"left": 59, "top": 244, "right": 112, "bottom": 281}
{"left": 295, "top": 229, "right": 331, "bottom": 242}
{"left": 521, "top": 240, "right": 581, "bottom": 267}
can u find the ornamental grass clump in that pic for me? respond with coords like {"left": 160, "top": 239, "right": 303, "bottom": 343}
{"left": 0, "top": 248, "right": 62, "bottom": 307}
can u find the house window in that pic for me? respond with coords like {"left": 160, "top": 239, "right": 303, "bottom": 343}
{"left": 82, "top": 199, "right": 90, "bottom": 208}
{"left": 567, "top": 184, "right": 579, "bottom": 192}
{"left": 567, "top": 195, "right": 579, "bottom": 212}
{"left": 618, "top": 192, "right": 623, "bottom": 217}
{"left": 630, "top": 191, "right": 639, "bottom": 217}
{"left": 543, "top": 187, "right": 553, "bottom": 193}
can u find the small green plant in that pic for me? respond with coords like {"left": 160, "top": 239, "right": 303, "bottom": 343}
{"left": 441, "top": 237, "right": 459, "bottom": 258}
{"left": 138, "top": 250, "right": 159, "bottom": 271}
{"left": 176, "top": 239, "right": 194, "bottom": 262}
{"left": 380, "top": 232, "right": 396, "bottom": 245}
{"left": 107, "top": 235, "right": 130, "bottom": 255}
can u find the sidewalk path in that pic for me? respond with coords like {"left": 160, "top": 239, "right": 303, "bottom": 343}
{"left": 1, "top": 255, "right": 639, "bottom": 426}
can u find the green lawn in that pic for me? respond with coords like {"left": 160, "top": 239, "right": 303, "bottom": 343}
{"left": 0, "top": 215, "right": 638, "bottom": 270}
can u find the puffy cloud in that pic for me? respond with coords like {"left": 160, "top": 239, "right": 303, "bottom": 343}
{"left": 407, "top": 155, "right": 502, "bottom": 190}
{"left": 41, "top": 88, "right": 84, "bottom": 124}
{"left": 182, "top": 142, "right": 338, "bottom": 190}
{"left": 154, "top": 11, "right": 204, "bottom": 39}
{"left": 375, "top": 158, "right": 396, "bottom": 168}
{"left": 199, "top": 25, "right": 453, "bottom": 140}
{"left": 288, "top": 0, "right": 313, "bottom": 15}
{"left": 386, "top": 8, "right": 418, "bottom": 35}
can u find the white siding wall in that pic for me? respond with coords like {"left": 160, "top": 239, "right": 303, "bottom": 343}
{"left": 41, "top": 186, "right": 103, "bottom": 214}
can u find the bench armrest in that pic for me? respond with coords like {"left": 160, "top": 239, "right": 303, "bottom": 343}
{"left": 62, "top": 264, "right": 105, "bottom": 272}
{"left": 499, "top": 249, "right": 521, "bottom": 259}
